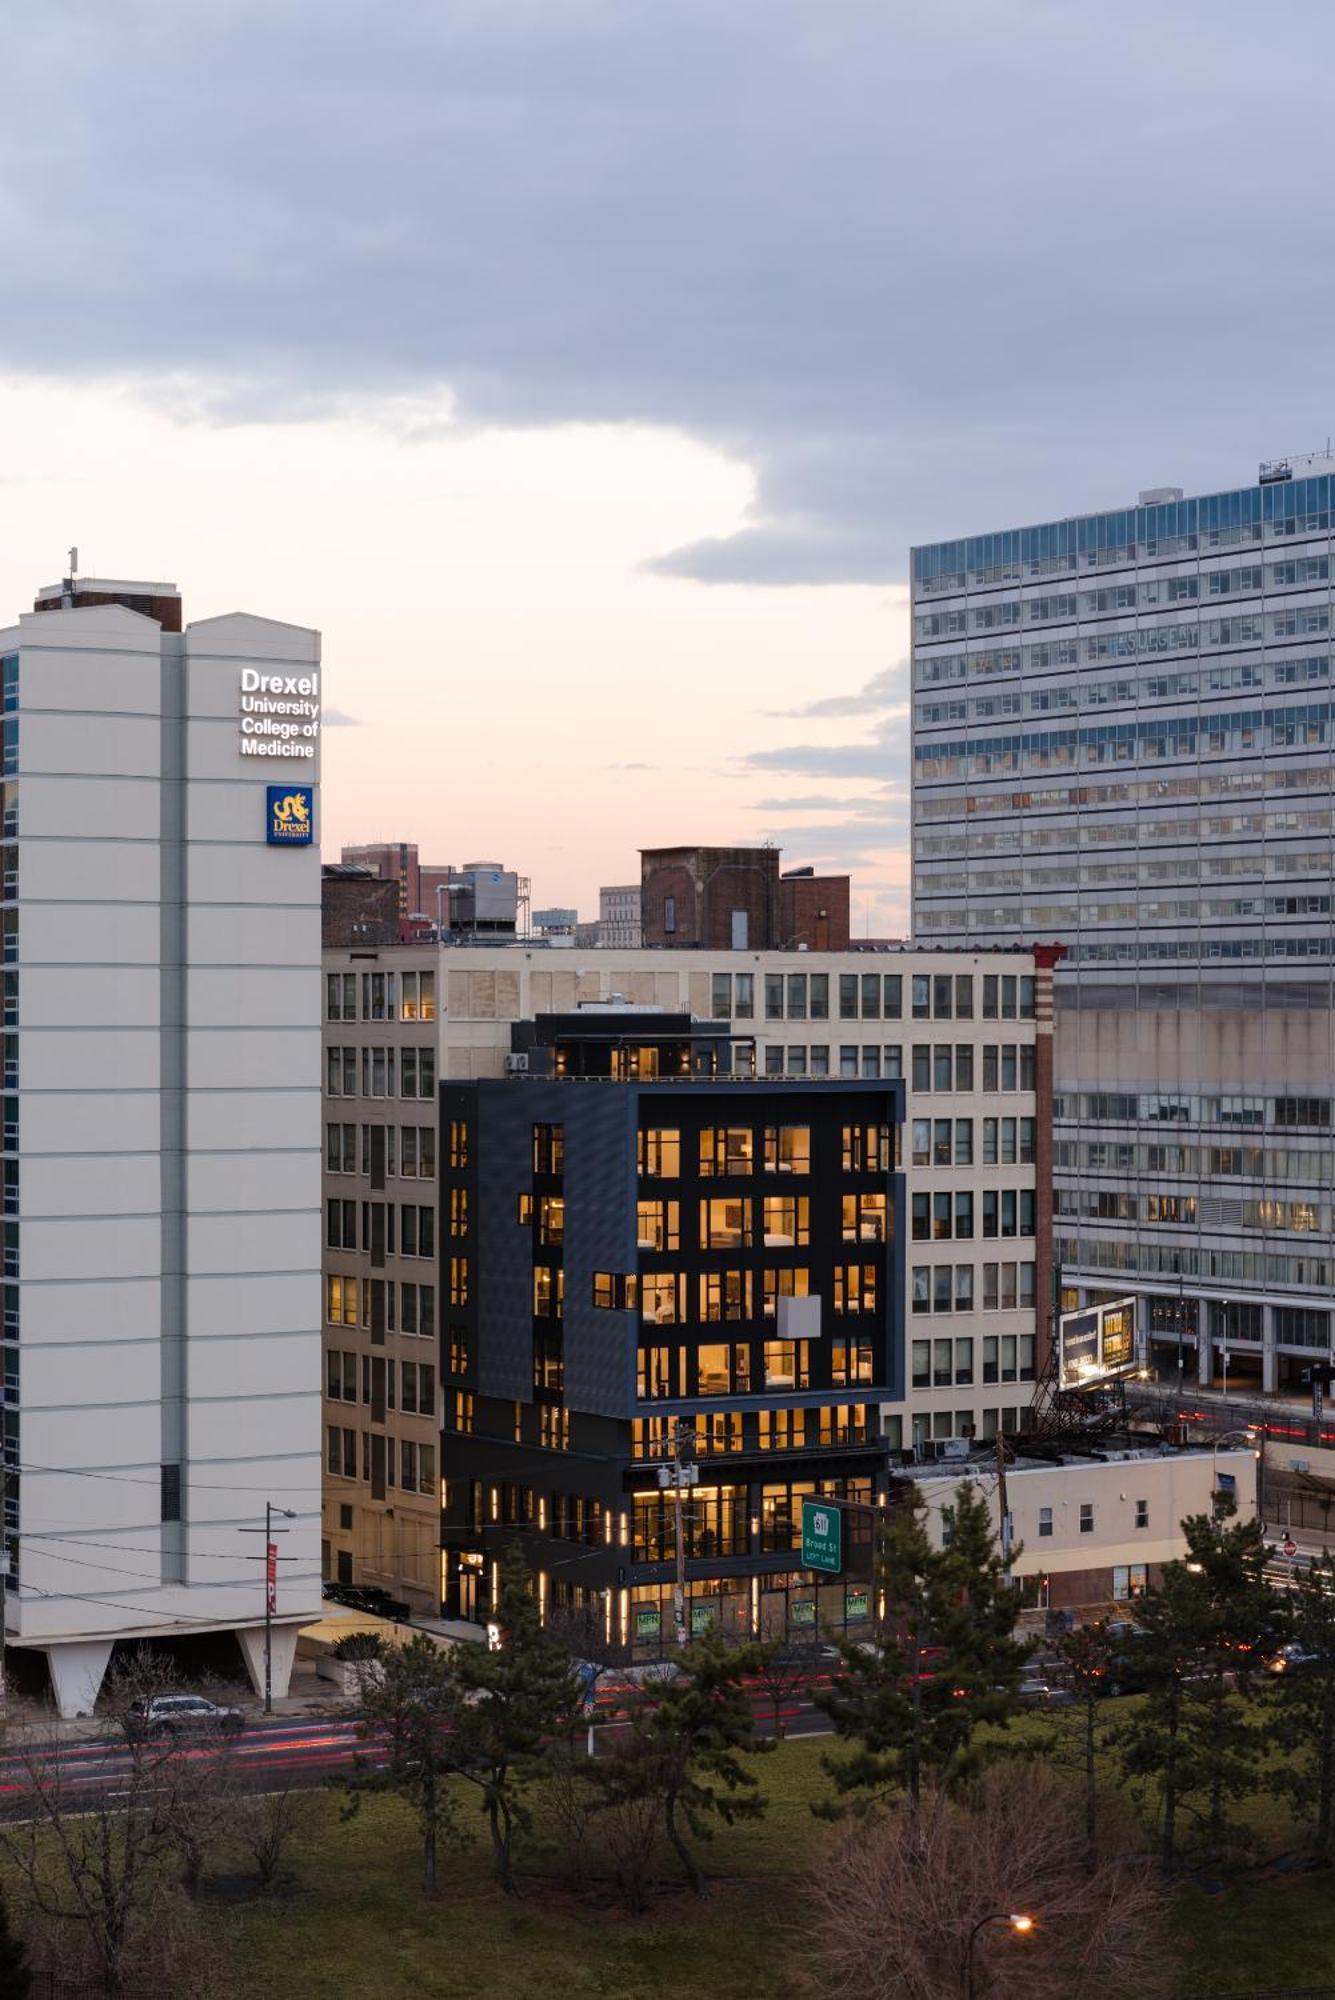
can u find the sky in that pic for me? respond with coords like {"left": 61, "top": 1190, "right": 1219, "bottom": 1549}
{"left": 4, "top": 0, "right": 1335, "bottom": 932}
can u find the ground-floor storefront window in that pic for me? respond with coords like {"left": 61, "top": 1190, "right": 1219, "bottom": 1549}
{"left": 627, "top": 1570, "right": 875, "bottom": 1659}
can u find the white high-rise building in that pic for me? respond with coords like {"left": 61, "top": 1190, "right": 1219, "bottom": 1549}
{"left": 0, "top": 575, "right": 323, "bottom": 1715}
{"left": 911, "top": 458, "right": 1335, "bottom": 1398}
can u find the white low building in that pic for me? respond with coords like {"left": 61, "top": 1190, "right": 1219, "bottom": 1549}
{"left": 901, "top": 1440, "right": 1260, "bottom": 1613}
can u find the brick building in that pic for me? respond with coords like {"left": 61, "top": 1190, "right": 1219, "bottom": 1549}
{"left": 321, "top": 865, "right": 400, "bottom": 948}
{"left": 640, "top": 845, "right": 850, "bottom": 951}
{"left": 778, "top": 866, "right": 851, "bottom": 952}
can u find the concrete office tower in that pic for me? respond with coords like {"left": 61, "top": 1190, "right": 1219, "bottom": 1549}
{"left": 911, "top": 455, "right": 1335, "bottom": 1395}
{"left": 0, "top": 576, "right": 323, "bottom": 1715}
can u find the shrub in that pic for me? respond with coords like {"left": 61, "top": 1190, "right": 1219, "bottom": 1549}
{"left": 334, "top": 1632, "right": 385, "bottom": 1663}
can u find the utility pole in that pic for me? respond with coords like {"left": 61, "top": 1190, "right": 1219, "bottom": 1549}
{"left": 995, "top": 1433, "right": 1013, "bottom": 1586}
{"left": 668, "top": 1421, "right": 697, "bottom": 1648}
{"left": 240, "top": 1500, "right": 295, "bottom": 1714}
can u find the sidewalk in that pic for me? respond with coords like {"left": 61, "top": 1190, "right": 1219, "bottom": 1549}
{"left": 0, "top": 1665, "right": 357, "bottom": 1746}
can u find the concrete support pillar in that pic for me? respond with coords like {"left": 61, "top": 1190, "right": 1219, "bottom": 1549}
{"left": 1197, "top": 1301, "right": 1214, "bottom": 1386}
{"left": 1262, "top": 1305, "right": 1279, "bottom": 1395}
{"left": 45, "top": 1639, "right": 113, "bottom": 1720}
{"left": 236, "top": 1622, "right": 299, "bottom": 1705}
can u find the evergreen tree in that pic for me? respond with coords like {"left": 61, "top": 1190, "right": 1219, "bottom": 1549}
{"left": 1267, "top": 1551, "right": 1335, "bottom": 1856}
{"left": 1049, "top": 1618, "right": 1118, "bottom": 1872}
{"left": 818, "top": 1478, "right": 1029, "bottom": 1811}
{"left": 609, "top": 1625, "right": 771, "bottom": 1895}
{"left": 451, "top": 1540, "right": 581, "bottom": 1892}
{"left": 1115, "top": 1496, "right": 1279, "bottom": 1865}
{"left": 329, "top": 1631, "right": 469, "bottom": 1893}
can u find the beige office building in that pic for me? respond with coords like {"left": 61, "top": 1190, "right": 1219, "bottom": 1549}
{"left": 320, "top": 941, "right": 1056, "bottom": 1612}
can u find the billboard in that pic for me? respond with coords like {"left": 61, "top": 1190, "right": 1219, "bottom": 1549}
{"left": 1059, "top": 1297, "right": 1138, "bottom": 1389}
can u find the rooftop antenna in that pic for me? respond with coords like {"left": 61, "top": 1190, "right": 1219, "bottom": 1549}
{"left": 66, "top": 547, "right": 78, "bottom": 582}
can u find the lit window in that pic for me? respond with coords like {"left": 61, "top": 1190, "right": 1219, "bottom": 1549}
{"left": 762, "top": 1340, "right": 809, "bottom": 1389}
{"left": 763, "top": 1194, "right": 809, "bottom": 1246}
{"left": 639, "top": 1128, "right": 681, "bottom": 1177}
{"left": 699, "top": 1127, "right": 754, "bottom": 1176}
{"left": 700, "top": 1197, "right": 752, "bottom": 1249}
{"left": 765, "top": 1126, "right": 810, "bottom": 1174}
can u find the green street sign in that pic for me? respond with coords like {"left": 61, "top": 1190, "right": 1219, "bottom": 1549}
{"left": 801, "top": 1498, "right": 842, "bottom": 1575}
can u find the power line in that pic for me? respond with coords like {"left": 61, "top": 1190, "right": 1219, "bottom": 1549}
{"left": 15, "top": 1460, "right": 321, "bottom": 1497}
{"left": 17, "top": 1572, "right": 320, "bottom": 1631}
{"left": 20, "top": 1545, "right": 217, "bottom": 1588}
{"left": 22, "top": 1533, "right": 306, "bottom": 1568}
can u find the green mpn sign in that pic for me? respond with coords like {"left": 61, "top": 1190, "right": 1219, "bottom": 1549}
{"left": 801, "top": 1499, "right": 842, "bottom": 1575}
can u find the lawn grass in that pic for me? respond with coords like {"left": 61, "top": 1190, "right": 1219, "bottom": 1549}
{"left": 212, "top": 1739, "right": 835, "bottom": 2000}
{"left": 199, "top": 1724, "right": 1335, "bottom": 2000}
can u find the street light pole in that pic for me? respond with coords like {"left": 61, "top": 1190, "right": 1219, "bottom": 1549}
{"left": 1209, "top": 1428, "right": 1256, "bottom": 1520}
{"left": 240, "top": 1501, "right": 295, "bottom": 1715}
{"left": 964, "top": 1912, "right": 1034, "bottom": 1999}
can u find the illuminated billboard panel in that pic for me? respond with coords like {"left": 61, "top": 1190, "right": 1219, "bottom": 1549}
{"left": 1059, "top": 1297, "right": 1138, "bottom": 1388}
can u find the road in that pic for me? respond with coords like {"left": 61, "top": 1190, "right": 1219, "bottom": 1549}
{"left": 0, "top": 1683, "right": 835, "bottom": 1818}
{"left": 0, "top": 1714, "right": 377, "bottom": 1819}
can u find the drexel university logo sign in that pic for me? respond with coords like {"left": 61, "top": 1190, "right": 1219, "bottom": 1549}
{"left": 266, "top": 786, "right": 314, "bottom": 846}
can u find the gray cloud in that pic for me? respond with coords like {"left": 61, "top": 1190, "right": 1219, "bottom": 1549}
{"left": 322, "top": 707, "right": 362, "bottom": 728}
{"left": 2, "top": 2, "right": 1328, "bottom": 585}
{"left": 745, "top": 744, "right": 896, "bottom": 779}
{"left": 780, "top": 663, "right": 908, "bottom": 720}
{"left": 744, "top": 702, "right": 911, "bottom": 785}
{"left": 752, "top": 791, "right": 902, "bottom": 812}
{"left": 760, "top": 816, "right": 906, "bottom": 849}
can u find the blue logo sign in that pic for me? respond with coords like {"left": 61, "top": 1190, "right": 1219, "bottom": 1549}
{"left": 266, "top": 785, "right": 314, "bottom": 846}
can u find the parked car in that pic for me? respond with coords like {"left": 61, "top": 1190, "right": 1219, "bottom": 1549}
{"left": 1266, "top": 1642, "right": 1321, "bottom": 1677}
{"left": 126, "top": 1694, "right": 244, "bottom": 1739}
{"left": 1101, "top": 1620, "right": 1150, "bottom": 1698}
{"left": 323, "top": 1582, "right": 412, "bottom": 1622}
{"left": 1017, "top": 1676, "right": 1075, "bottom": 1710}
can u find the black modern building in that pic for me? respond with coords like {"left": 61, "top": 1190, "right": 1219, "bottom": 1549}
{"left": 441, "top": 1005, "right": 904, "bottom": 1655}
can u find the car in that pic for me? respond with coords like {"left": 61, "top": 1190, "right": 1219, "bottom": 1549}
{"left": 1266, "top": 1642, "right": 1321, "bottom": 1677}
{"left": 322, "top": 1582, "right": 413, "bottom": 1622}
{"left": 1100, "top": 1621, "right": 1151, "bottom": 1698}
{"left": 126, "top": 1694, "right": 245, "bottom": 1739}
{"left": 631, "top": 1658, "right": 688, "bottom": 1689}
{"left": 1017, "top": 1676, "right": 1075, "bottom": 1710}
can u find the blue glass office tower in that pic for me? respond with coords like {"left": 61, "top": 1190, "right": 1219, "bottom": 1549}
{"left": 911, "top": 454, "right": 1335, "bottom": 1396}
